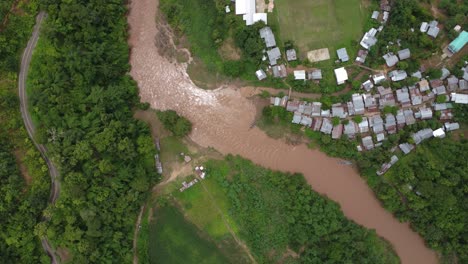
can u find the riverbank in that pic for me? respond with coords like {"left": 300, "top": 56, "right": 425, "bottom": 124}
{"left": 127, "top": 0, "right": 438, "bottom": 263}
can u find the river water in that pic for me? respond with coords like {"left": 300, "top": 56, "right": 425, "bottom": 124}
{"left": 127, "top": 0, "right": 437, "bottom": 263}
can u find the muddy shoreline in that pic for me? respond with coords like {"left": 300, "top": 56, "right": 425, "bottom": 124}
{"left": 127, "top": 0, "right": 438, "bottom": 263}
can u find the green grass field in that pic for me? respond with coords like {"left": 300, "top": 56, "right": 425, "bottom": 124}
{"left": 273, "top": 0, "right": 367, "bottom": 58}
{"left": 148, "top": 205, "right": 231, "bottom": 264}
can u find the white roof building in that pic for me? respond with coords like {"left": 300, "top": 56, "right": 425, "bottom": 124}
{"left": 236, "top": 0, "right": 267, "bottom": 26}
{"left": 433, "top": 128, "right": 446, "bottom": 138}
{"left": 451, "top": 93, "right": 468, "bottom": 104}
{"left": 420, "top": 22, "right": 429, "bottom": 32}
{"left": 294, "top": 70, "right": 306, "bottom": 80}
{"left": 334, "top": 67, "right": 348, "bottom": 85}
{"left": 255, "top": 69, "right": 267, "bottom": 80}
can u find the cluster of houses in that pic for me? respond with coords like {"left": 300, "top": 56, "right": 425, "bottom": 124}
{"left": 268, "top": 68, "right": 467, "bottom": 169}
{"left": 420, "top": 20, "right": 440, "bottom": 38}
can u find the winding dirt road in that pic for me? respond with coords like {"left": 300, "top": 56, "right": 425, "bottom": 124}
{"left": 128, "top": 0, "right": 438, "bottom": 263}
{"left": 18, "top": 11, "right": 59, "bottom": 264}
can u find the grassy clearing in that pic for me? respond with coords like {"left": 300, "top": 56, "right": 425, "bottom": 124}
{"left": 148, "top": 205, "right": 231, "bottom": 264}
{"left": 274, "top": 0, "right": 367, "bottom": 58}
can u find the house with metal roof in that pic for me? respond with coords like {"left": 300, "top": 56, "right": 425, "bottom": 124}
{"left": 300, "top": 116, "right": 313, "bottom": 127}
{"left": 355, "top": 49, "right": 368, "bottom": 63}
{"left": 311, "top": 117, "right": 323, "bottom": 131}
{"left": 412, "top": 128, "right": 433, "bottom": 144}
{"left": 418, "top": 79, "right": 430, "bottom": 92}
{"left": 311, "top": 102, "right": 322, "bottom": 117}
{"left": 420, "top": 22, "right": 429, "bottom": 32}
{"left": 376, "top": 132, "right": 385, "bottom": 142}
{"left": 286, "top": 100, "right": 300, "bottom": 112}
{"left": 255, "top": 69, "right": 267, "bottom": 80}
{"left": 334, "top": 67, "right": 348, "bottom": 85}
{"left": 463, "top": 66, "right": 468, "bottom": 81}
{"left": 272, "top": 64, "right": 287, "bottom": 78}
{"left": 358, "top": 117, "right": 370, "bottom": 133}
{"left": 321, "top": 109, "right": 331, "bottom": 117}
{"left": 427, "top": 20, "right": 439, "bottom": 38}
{"left": 267, "top": 47, "right": 281, "bottom": 65}
{"left": 396, "top": 88, "right": 411, "bottom": 107}
{"left": 332, "top": 124, "right": 343, "bottom": 139}
{"left": 440, "top": 67, "right": 450, "bottom": 80}
{"left": 371, "top": 115, "right": 385, "bottom": 134}
{"left": 448, "top": 30, "right": 468, "bottom": 53}
{"left": 362, "top": 80, "right": 374, "bottom": 92}
{"left": 303, "top": 103, "right": 313, "bottom": 116}
{"left": 383, "top": 53, "right": 399, "bottom": 67}
{"left": 347, "top": 101, "right": 355, "bottom": 116}
{"left": 363, "top": 93, "right": 379, "bottom": 112}
{"left": 332, "top": 104, "right": 347, "bottom": 118}
{"left": 259, "top": 27, "right": 276, "bottom": 47}
{"left": 396, "top": 110, "right": 406, "bottom": 128}
{"left": 308, "top": 69, "right": 322, "bottom": 80}
{"left": 433, "top": 85, "right": 447, "bottom": 95}
{"left": 360, "top": 29, "right": 378, "bottom": 50}
{"left": 362, "top": 136, "right": 374, "bottom": 150}
{"left": 352, "top": 94, "right": 365, "bottom": 114}
{"left": 385, "top": 113, "right": 397, "bottom": 134}
{"left": 336, "top": 48, "right": 349, "bottom": 62}
{"left": 380, "top": 93, "right": 396, "bottom": 108}
{"left": 418, "top": 107, "right": 433, "bottom": 119}
{"left": 237, "top": 0, "right": 267, "bottom": 26}
{"left": 447, "top": 76, "right": 459, "bottom": 91}
{"left": 409, "top": 86, "right": 423, "bottom": 105}
{"left": 320, "top": 118, "right": 333, "bottom": 134}
{"left": 451, "top": 93, "right": 468, "bottom": 104}
{"left": 399, "top": 143, "right": 414, "bottom": 154}
{"left": 344, "top": 121, "right": 358, "bottom": 139}
{"left": 382, "top": 11, "right": 389, "bottom": 22}
{"left": 292, "top": 112, "right": 302, "bottom": 124}
{"left": 459, "top": 79, "right": 468, "bottom": 90}
{"left": 294, "top": 70, "right": 306, "bottom": 80}
{"left": 389, "top": 70, "right": 407, "bottom": 82}
{"left": 412, "top": 71, "right": 422, "bottom": 79}
{"left": 404, "top": 109, "right": 416, "bottom": 125}
{"left": 286, "top": 49, "right": 297, "bottom": 61}
{"left": 444, "top": 122, "right": 460, "bottom": 131}
{"left": 371, "top": 11, "right": 379, "bottom": 20}
{"left": 397, "top": 48, "right": 411, "bottom": 60}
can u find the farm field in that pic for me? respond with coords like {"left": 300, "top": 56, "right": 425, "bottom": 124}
{"left": 273, "top": 0, "right": 367, "bottom": 58}
{"left": 148, "top": 205, "right": 233, "bottom": 264}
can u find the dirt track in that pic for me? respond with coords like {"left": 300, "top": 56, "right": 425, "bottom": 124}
{"left": 127, "top": 0, "right": 438, "bottom": 263}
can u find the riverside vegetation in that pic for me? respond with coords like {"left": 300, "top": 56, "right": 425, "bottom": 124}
{"left": 26, "top": 1, "right": 160, "bottom": 262}
{"left": 0, "top": 1, "right": 51, "bottom": 262}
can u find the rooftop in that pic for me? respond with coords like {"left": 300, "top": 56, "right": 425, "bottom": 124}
{"left": 259, "top": 27, "right": 276, "bottom": 48}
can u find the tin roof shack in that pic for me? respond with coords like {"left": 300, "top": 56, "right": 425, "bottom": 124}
{"left": 355, "top": 50, "right": 369, "bottom": 63}
{"left": 416, "top": 107, "right": 433, "bottom": 120}
{"left": 440, "top": 67, "right": 450, "bottom": 80}
{"left": 297, "top": 102, "right": 306, "bottom": 113}
{"left": 399, "top": 143, "right": 414, "bottom": 154}
{"left": 420, "top": 22, "right": 429, "bottom": 32}
{"left": 363, "top": 93, "right": 379, "bottom": 112}
{"left": 320, "top": 118, "right": 333, "bottom": 134}
{"left": 377, "top": 155, "right": 399, "bottom": 175}
{"left": 371, "top": 11, "right": 379, "bottom": 20}
{"left": 447, "top": 76, "right": 459, "bottom": 91}
{"left": 389, "top": 70, "right": 408, "bottom": 82}
{"left": 337, "top": 48, "right": 349, "bottom": 62}
{"left": 359, "top": 117, "right": 370, "bottom": 133}
{"left": 396, "top": 88, "right": 411, "bottom": 107}
{"left": 459, "top": 79, "right": 468, "bottom": 90}
{"left": 303, "top": 103, "right": 313, "bottom": 116}
{"left": 376, "top": 132, "right": 385, "bottom": 142}
{"left": 331, "top": 104, "right": 347, "bottom": 118}
{"left": 385, "top": 113, "right": 397, "bottom": 134}
{"left": 404, "top": 109, "right": 416, "bottom": 125}
{"left": 308, "top": 69, "right": 322, "bottom": 81}
{"left": 432, "top": 84, "right": 447, "bottom": 95}
{"left": 259, "top": 27, "right": 277, "bottom": 48}
{"left": 280, "top": 96, "right": 288, "bottom": 107}
{"left": 311, "top": 102, "right": 322, "bottom": 116}
{"left": 312, "top": 117, "right": 323, "bottom": 131}
{"left": 451, "top": 93, "right": 468, "bottom": 104}
{"left": 292, "top": 112, "right": 302, "bottom": 124}
{"left": 362, "top": 80, "right": 374, "bottom": 92}
{"left": 439, "top": 109, "right": 453, "bottom": 120}
{"left": 347, "top": 102, "right": 355, "bottom": 116}
{"left": 360, "top": 28, "right": 378, "bottom": 50}
{"left": 371, "top": 115, "right": 385, "bottom": 134}
{"left": 409, "top": 86, "right": 423, "bottom": 105}
{"left": 334, "top": 67, "right": 348, "bottom": 85}
{"left": 373, "top": 73, "right": 386, "bottom": 84}
{"left": 332, "top": 124, "right": 343, "bottom": 139}
{"left": 396, "top": 110, "right": 406, "bottom": 129}
{"left": 444, "top": 122, "right": 460, "bottom": 131}
{"left": 155, "top": 154, "right": 163, "bottom": 174}
{"left": 286, "top": 49, "right": 297, "bottom": 61}
{"left": 362, "top": 136, "right": 375, "bottom": 150}
{"left": 412, "top": 128, "right": 433, "bottom": 144}
{"left": 344, "top": 121, "right": 358, "bottom": 139}
{"left": 255, "top": 69, "right": 267, "bottom": 80}
{"left": 383, "top": 53, "right": 399, "bottom": 67}
{"left": 294, "top": 70, "right": 306, "bottom": 80}
{"left": 267, "top": 47, "right": 281, "bottom": 65}
{"left": 427, "top": 20, "right": 440, "bottom": 38}
{"left": 321, "top": 109, "right": 331, "bottom": 117}
{"left": 379, "top": 93, "right": 396, "bottom": 109}
{"left": 418, "top": 79, "right": 430, "bottom": 92}
{"left": 272, "top": 64, "right": 287, "bottom": 78}
{"left": 397, "top": 48, "right": 411, "bottom": 60}
{"left": 412, "top": 71, "right": 422, "bottom": 80}
{"left": 286, "top": 100, "right": 300, "bottom": 112}
{"left": 352, "top": 94, "right": 365, "bottom": 115}
{"left": 270, "top": 97, "right": 281, "bottom": 106}
{"left": 433, "top": 128, "right": 446, "bottom": 138}
{"left": 300, "top": 116, "right": 313, "bottom": 127}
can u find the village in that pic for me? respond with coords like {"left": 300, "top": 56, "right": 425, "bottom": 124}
{"left": 235, "top": 0, "right": 468, "bottom": 175}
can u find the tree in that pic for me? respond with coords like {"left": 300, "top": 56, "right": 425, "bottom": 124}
{"left": 157, "top": 110, "right": 192, "bottom": 137}
{"left": 332, "top": 117, "right": 340, "bottom": 126}
{"left": 353, "top": 115, "right": 363, "bottom": 124}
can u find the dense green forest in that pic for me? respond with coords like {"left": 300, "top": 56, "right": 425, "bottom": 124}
{"left": 203, "top": 156, "right": 399, "bottom": 264}
{"left": 0, "top": 0, "right": 51, "bottom": 262}
{"left": 27, "top": 0, "right": 159, "bottom": 262}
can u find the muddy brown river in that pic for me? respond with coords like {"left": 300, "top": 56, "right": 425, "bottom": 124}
{"left": 128, "top": 0, "right": 438, "bottom": 263}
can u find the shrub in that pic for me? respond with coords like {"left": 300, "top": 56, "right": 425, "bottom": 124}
{"left": 157, "top": 110, "right": 192, "bottom": 137}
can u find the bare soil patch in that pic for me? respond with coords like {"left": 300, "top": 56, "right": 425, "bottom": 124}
{"left": 218, "top": 37, "right": 241, "bottom": 60}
